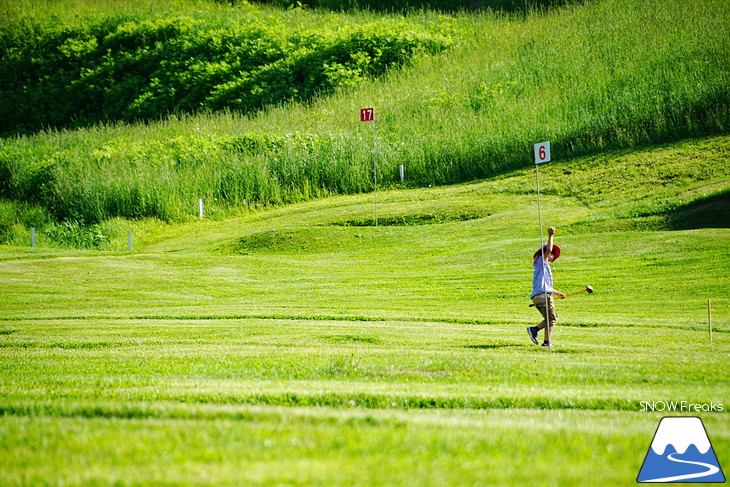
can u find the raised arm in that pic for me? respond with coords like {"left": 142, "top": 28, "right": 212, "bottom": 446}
{"left": 546, "top": 226, "right": 566, "bottom": 298}
{"left": 544, "top": 226, "right": 556, "bottom": 260}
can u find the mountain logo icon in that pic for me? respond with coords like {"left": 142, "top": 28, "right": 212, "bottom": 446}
{"left": 637, "top": 417, "right": 725, "bottom": 483}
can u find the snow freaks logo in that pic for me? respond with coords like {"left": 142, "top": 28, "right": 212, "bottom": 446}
{"left": 637, "top": 417, "right": 726, "bottom": 483}
{"left": 640, "top": 401, "right": 724, "bottom": 413}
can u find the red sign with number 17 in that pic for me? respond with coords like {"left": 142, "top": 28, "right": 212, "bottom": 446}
{"left": 360, "top": 108, "right": 374, "bottom": 121}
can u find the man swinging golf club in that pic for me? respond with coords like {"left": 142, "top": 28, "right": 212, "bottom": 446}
{"left": 527, "top": 226, "right": 564, "bottom": 347}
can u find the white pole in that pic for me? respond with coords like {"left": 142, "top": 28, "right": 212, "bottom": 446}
{"left": 31, "top": 227, "right": 36, "bottom": 248}
{"left": 399, "top": 164, "right": 405, "bottom": 183}
{"left": 534, "top": 142, "right": 552, "bottom": 347}
{"left": 128, "top": 231, "right": 133, "bottom": 252}
{"left": 535, "top": 164, "right": 550, "bottom": 346}
{"left": 708, "top": 299, "right": 712, "bottom": 344}
{"left": 373, "top": 120, "right": 378, "bottom": 227}
{"left": 198, "top": 198, "right": 204, "bottom": 219}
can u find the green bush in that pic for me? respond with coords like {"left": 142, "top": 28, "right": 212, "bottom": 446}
{"left": 0, "top": 14, "right": 451, "bottom": 134}
{"left": 0, "top": 201, "right": 16, "bottom": 241}
{"left": 0, "top": 199, "right": 53, "bottom": 244}
{"left": 43, "top": 220, "right": 112, "bottom": 249}
{"left": 246, "top": 0, "right": 577, "bottom": 12}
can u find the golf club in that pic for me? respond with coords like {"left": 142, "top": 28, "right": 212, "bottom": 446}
{"left": 529, "top": 285, "right": 593, "bottom": 306}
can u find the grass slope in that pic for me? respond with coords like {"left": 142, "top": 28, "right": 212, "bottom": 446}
{"left": 1, "top": 0, "right": 728, "bottom": 226}
{"left": 1, "top": 135, "right": 728, "bottom": 486}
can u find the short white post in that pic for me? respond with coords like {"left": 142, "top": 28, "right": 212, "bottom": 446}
{"left": 31, "top": 227, "right": 36, "bottom": 248}
{"left": 399, "top": 164, "right": 405, "bottom": 183}
{"left": 198, "top": 198, "right": 204, "bottom": 219}
{"left": 708, "top": 299, "right": 712, "bottom": 344}
{"left": 128, "top": 231, "right": 133, "bottom": 252}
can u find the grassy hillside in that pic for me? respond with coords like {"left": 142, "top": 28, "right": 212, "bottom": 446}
{"left": 3, "top": 133, "right": 727, "bottom": 250}
{"left": 3, "top": 133, "right": 728, "bottom": 317}
{"left": 1, "top": 134, "right": 728, "bottom": 485}
{"left": 1, "top": 0, "right": 728, "bottom": 233}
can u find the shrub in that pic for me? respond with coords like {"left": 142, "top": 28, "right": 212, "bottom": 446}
{"left": 248, "top": 0, "right": 578, "bottom": 13}
{"left": 43, "top": 220, "right": 114, "bottom": 249}
{"left": 0, "top": 13, "right": 451, "bottom": 134}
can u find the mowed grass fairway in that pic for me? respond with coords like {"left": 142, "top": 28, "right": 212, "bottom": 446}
{"left": 1, "top": 136, "right": 729, "bottom": 485}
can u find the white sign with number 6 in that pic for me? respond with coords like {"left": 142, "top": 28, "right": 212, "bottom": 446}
{"left": 534, "top": 142, "right": 551, "bottom": 164}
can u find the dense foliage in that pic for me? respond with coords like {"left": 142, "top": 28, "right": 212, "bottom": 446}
{"left": 247, "top": 0, "right": 577, "bottom": 12}
{"left": 0, "top": 14, "right": 450, "bottom": 134}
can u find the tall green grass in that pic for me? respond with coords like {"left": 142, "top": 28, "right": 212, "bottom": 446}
{"left": 258, "top": 0, "right": 580, "bottom": 12}
{"left": 0, "top": 0, "right": 728, "bottom": 232}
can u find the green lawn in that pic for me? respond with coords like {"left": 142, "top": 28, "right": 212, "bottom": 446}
{"left": 1, "top": 318, "right": 728, "bottom": 485}
{"left": 1, "top": 136, "right": 728, "bottom": 485}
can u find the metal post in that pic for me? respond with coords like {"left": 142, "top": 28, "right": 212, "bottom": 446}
{"left": 535, "top": 164, "right": 550, "bottom": 346}
{"left": 372, "top": 120, "right": 378, "bottom": 227}
{"left": 708, "top": 299, "right": 712, "bottom": 344}
{"left": 533, "top": 142, "right": 552, "bottom": 348}
{"left": 31, "top": 227, "right": 36, "bottom": 249}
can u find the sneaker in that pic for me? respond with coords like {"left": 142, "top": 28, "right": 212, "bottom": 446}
{"left": 541, "top": 342, "right": 553, "bottom": 347}
{"left": 527, "top": 326, "right": 539, "bottom": 345}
